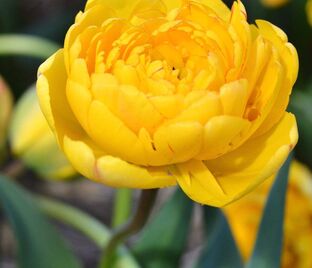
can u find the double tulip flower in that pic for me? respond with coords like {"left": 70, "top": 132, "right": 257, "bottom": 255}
{"left": 36, "top": 0, "right": 298, "bottom": 206}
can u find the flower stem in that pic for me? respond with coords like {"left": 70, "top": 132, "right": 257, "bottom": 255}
{"left": 36, "top": 195, "right": 140, "bottom": 268}
{"left": 99, "top": 189, "right": 159, "bottom": 268}
{"left": 112, "top": 188, "right": 132, "bottom": 228}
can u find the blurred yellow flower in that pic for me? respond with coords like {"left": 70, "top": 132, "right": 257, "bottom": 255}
{"left": 9, "top": 88, "right": 76, "bottom": 180}
{"left": 261, "top": 0, "right": 289, "bottom": 8}
{"left": 0, "top": 76, "right": 13, "bottom": 152}
{"left": 224, "top": 161, "right": 312, "bottom": 268}
{"left": 37, "top": 0, "right": 298, "bottom": 206}
{"left": 306, "top": 0, "right": 312, "bottom": 26}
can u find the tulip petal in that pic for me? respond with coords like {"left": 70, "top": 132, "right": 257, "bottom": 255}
{"left": 96, "top": 155, "right": 176, "bottom": 188}
{"left": 200, "top": 0, "right": 231, "bottom": 21}
{"left": 37, "top": 49, "right": 175, "bottom": 187}
{"left": 153, "top": 121, "right": 203, "bottom": 164}
{"left": 66, "top": 59, "right": 92, "bottom": 132}
{"left": 175, "top": 113, "right": 297, "bottom": 206}
{"left": 63, "top": 135, "right": 176, "bottom": 188}
{"left": 220, "top": 79, "right": 248, "bottom": 117}
{"left": 169, "top": 0, "right": 230, "bottom": 21}
{"left": 175, "top": 159, "right": 226, "bottom": 206}
{"left": 88, "top": 100, "right": 148, "bottom": 165}
{"left": 64, "top": 5, "right": 116, "bottom": 71}
{"left": 254, "top": 20, "right": 298, "bottom": 136}
{"left": 37, "top": 49, "right": 86, "bottom": 144}
{"left": 171, "top": 91, "right": 222, "bottom": 125}
{"left": 196, "top": 115, "right": 251, "bottom": 160}
{"left": 256, "top": 20, "right": 298, "bottom": 84}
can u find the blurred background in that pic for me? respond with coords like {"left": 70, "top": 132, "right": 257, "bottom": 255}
{"left": 1, "top": 0, "right": 312, "bottom": 267}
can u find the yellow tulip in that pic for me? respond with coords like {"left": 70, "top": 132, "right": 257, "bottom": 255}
{"left": 0, "top": 76, "right": 13, "bottom": 158}
{"left": 260, "top": 0, "right": 289, "bottom": 8}
{"left": 9, "top": 88, "right": 76, "bottom": 180}
{"left": 36, "top": 0, "right": 298, "bottom": 206}
{"left": 224, "top": 161, "right": 312, "bottom": 268}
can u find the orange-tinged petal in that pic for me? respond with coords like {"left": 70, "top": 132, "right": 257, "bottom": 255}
{"left": 243, "top": 51, "right": 283, "bottom": 141}
{"left": 220, "top": 79, "right": 248, "bottom": 117}
{"left": 64, "top": 5, "right": 116, "bottom": 71}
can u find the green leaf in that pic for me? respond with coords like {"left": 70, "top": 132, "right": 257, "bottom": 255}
{"left": 132, "top": 188, "right": 194, "bottom": 268}
{"left": 289, "top": 90, "right": 312, "bottom": 168}
{"left": 246, "top": 155, "right": 292, "bottom": 268}
{"left": 37, "top": 195, "right": 140, "bottom": 268}
{"left": 0, "top": 175, "right": 81, "bottom": 268}
{"left": 194, "top": 207, "right": 243, "bottom": 268}
{"left": 0, "top": 34, "right": 59, "bottom": 59}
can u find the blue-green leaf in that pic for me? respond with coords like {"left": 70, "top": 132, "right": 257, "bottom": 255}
{"left": 246, "top": 155, "right": 292, "bottom": 268}
{"left": 0, "top": 175, "right": 81, "bottom": 268}
{"left": 132, "top": 188, "right": 194, "bottom": 268}
{"left": 194, "top": 207, "right": 243, "bottom": 268}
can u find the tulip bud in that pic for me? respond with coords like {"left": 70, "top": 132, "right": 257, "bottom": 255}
{"left": 9, "top": 87, "right": 76, "bottom": 180}
{"left": 0, "top": 76, "right": 13, "bottom": 159}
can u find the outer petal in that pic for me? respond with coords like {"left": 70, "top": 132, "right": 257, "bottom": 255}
{"left": 37, "top": 49, "right": 86, "bottom": 144}
{"left": 175, "top": 113, "right": 298, "bottom": 207}
{"left": 165, "top": 0, "right": 230, "bottom": 21}
{"left": 36, "top": 48, "right": 176, "bottom": 188}
{"left": 254, "top": 20, "right": 298, "bottom": 136}
{"left": 63, "top": 136, "right": 176, "bottom": 188}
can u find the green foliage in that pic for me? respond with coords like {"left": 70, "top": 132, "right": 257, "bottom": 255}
{"left": 0, "top": 35, "right": 59, "bottom": 59}
{"left": 247, "top": 155, "right": 292, "bottom": 268}
{"left": 132, "top": 188, "right": 194, "bottom": 268}
{"left": 0, "top": 175, "right": 81, "bottom": 268}
{"left": 194, "top": 207, "right": 243, "bottom": 268}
